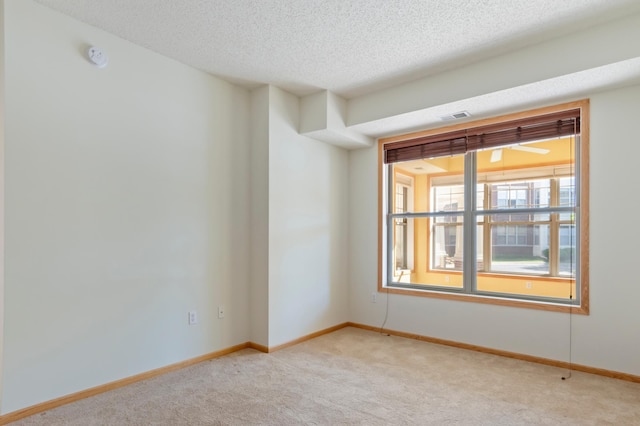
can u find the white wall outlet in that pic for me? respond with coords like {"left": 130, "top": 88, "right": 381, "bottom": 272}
{"left": 218, "top": 305, "right": 225, "bottom": 319}
{"left": 371, "top": 292, "right": 377, "bottom": 303}
{"left": 188, "top": 311, "right": 198, "bottom": 325}
{"left": 526, "top": 281, "right": 532, "bottom": 289}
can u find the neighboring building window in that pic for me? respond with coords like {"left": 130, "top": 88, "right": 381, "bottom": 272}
{"left": 379, "top": 101, "right": 589, "bottom": 313}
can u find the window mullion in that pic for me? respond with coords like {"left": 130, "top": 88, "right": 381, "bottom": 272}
{"left": 550, "top": 179, "right": 559, "bottom": 276}
{"left": 483, "top": 183, "right": 491, "bottom": 273}
{"left": 463, "top": 153, "right": 477, "bottom": 293}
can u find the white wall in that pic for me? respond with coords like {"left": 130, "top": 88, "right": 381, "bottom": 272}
{"left": 249, "top": 86, "right": 270, "bottom": 347}
{"left": 0, "top": 2, "right": 351, "bottom": 413}
{"left": 0, "top": 0, "right": 6, "bottom": 403}
{"left": 267, "top": 86, "right": 349, "bottom": 347}
{"left": 580, "top": 85, "right": 640, "bottom": 373}
{"left": 249, "top": 85, "right": 351, "bottom": 349}
{"left": 348, "top": 84, "right": 640, "bottom": 377}
{"left": 1, "top": 0, "right": 251, "bottom": 413}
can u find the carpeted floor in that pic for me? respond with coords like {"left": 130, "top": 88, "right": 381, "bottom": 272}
{"left": 10, "top": 327, "right": 640, "bottom": 425}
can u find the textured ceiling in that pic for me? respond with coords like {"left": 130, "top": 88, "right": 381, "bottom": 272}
{"left": 31, "top": 0, "right": 640, "bottom": 98}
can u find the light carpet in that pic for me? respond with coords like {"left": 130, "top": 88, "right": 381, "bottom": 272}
{"left": 11, "top": 327, "right": 640, "bottom": 425}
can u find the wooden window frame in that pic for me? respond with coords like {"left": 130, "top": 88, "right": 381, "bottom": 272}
{"left": 378, "top": 100, "right": 589, "bottom": 314}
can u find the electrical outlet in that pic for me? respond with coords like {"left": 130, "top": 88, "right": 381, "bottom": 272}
{"left": 526, "top": 281, "right": 532, "bottom": 289}
{"left": 371, "top": 292, "right": 377, "bottom": 303}
{"left": 188, "top": 311, "right": 198, "bottom": 325}
{"left": 218, "top": 305, "right": 225, "bottom": 319}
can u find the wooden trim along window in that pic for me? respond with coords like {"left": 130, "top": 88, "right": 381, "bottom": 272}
{"left": 378, "top": 100, "right": 589, "bottom": 314}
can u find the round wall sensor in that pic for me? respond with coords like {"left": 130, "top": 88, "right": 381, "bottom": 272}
{"left": 87, "top": 46, "right": 109, "bottom": 68}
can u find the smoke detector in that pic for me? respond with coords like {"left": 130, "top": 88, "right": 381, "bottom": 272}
{"left": 87, "top": 46, "right": 109, "bottom": 68}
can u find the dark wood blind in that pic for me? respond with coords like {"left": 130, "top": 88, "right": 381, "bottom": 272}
{"left": 384, "top": 108, "right": 581, "bottom": 164}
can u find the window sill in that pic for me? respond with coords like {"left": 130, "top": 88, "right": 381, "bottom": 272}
{"left": 379, "top": 284, "right": 588, "bottom": 315}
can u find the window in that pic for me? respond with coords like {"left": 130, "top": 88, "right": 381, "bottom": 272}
{"left": 378, "top": 101, "right": 589, "bottom": 313}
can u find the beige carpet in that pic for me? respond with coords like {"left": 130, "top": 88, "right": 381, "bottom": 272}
{"left": 11, "top": 327, "right": 640, "bottom": 425}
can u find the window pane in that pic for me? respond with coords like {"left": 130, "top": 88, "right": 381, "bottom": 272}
{"left": 477, "top": 213, "right": 575, "bottom": 298}
{"left": 487, "top": 179, "right": 551, "bottom": 210}
{"left": 477, "top": 215, "right": 574, "bottom": 300}
{"left": 390, "top": 217, "right": 463, "bottom": 289}
{"left": 426, "top": 155, "right": 465, "bottom": 213}
{"left": 394, "top": 217, "right": 408, "bottom": 270}
{"left": 559, "top": 176, "right": 576, "bottom": 220}
{"left": 433, "top": 185, "right": 464, "bottom": 212}
{"left": 558, "top": 177, "right": 575, "bottom": 206}
{"left": 395, "top": 184, "right": 407, "bottom": 213}
{"left": 392, "top": 216, "right": 415, "bottom": 279}
{"left": 476, "top": 183, "right": 485, "bottom": 210}
{"left": 559, "top": 224, "right": 576, "bottom": 277}
{"left": 391, "top": 169, "right": 415, "bottom": 213}
{"left": 432, "top": 221, "right": 462, "bottom": 271}
{"left": 483, "top": 215, "right": 550, "bottom": 276}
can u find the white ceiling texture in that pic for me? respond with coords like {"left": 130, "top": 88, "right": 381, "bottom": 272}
{"left": 32, "top": 0, "right": 640, "bottom": 140}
